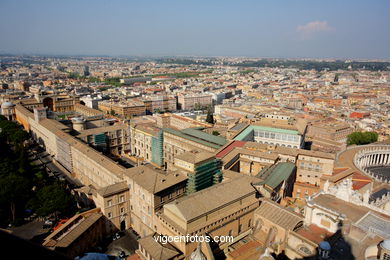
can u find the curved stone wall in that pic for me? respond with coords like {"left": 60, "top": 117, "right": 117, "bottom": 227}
{"left": 354, "top": 146, "right": 390, "bottom": 183}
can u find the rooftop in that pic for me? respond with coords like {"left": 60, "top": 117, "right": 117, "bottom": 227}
{"left": 138, "top": 233, "right": 182, "bottom": 260}
{"left": 234, "top": 125, "right": 300, "bottom": 141}
{"left": 175, "top": 150, "right": 215, "bottom": 165}
{"left": 255, "top": 199, "right": 303, "bottom": 230}
{"left": 163, "top": 127, "right": 227, "bottom": 149}
{"left": 96, "top": 181, "right": 128, "bottom": 198}
{"left": 255, "top": 162, "right": 296, "bottom": 189}
{"left": 163, "top": 175, "right": 259, "bottom": 222}
{"left": 43, "top": 210, "right": 103, "bottom": 248}
{"left": 124, "top": 165, "right": 187, "bottom": 194}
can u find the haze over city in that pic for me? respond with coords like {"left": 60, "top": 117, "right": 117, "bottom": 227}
{"left": 1, "top": 0, "right": 390, "bottom": 59}
{"left": 1, "top": 1, "right": 390, "bottom": 260}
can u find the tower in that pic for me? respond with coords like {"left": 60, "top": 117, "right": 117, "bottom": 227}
{"left": 34, "top": 107, "right": 47, "bottom": 122}
{"left": 1, "top": 101, "right": 15, "bottom": 120}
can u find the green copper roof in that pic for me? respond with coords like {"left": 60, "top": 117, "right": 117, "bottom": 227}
{"left": 255, "top": 162, "right": 296, "bottom": 189}
{"left": 163, "top": 128, "right": 227, "bottom": 149}
{"left": 234, "top": 125, "right": 300, "bottom": 141}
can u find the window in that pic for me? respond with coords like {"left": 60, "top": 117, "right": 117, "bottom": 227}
{"left": 107, "top": 200, "right": 112, "bottom": 207}
{"left": 238, "top": 224, "right": 242, "bottom": 233}
{"left": 298, "top": 246, "right": 312, "bottom": 256}
{"left": 119, "top": 195, "right": 125, "bottom": 203}
{"left": 107, "top": 212, "right": 112, "bottom": 218}
{"left": 120, "top": 207, "right": 125, "bottom": 214}
{"left": 228, "top": 230, "right": 233, "bottom": 236}
{"left": 248, "top": 219, "right": 252, "bottom": 228}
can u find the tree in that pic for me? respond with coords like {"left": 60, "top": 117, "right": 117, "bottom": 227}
{"left": 206, "top": 109, "right": 214, "bottom": 124}
{"left": 0, "top": 174, "right": 32, "bottom": 223}
{"left": 347, "top": 131, "right": 378, "bottom": 146}
{"left": 212, "top": 131, "right": 220, "bottom": 136}
{"left": 31, "top": 182, "right": 76, "bottom": 219}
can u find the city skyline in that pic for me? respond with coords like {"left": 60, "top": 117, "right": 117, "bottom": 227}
{"left": 1, "top": 0, "right": 390, "bottom": 59}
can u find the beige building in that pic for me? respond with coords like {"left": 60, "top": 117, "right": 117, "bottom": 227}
{"left": 130, "top": 123, "right": 160, "bottom": 164}
{"left": 93, "top": 182, "right": 130, "bottom": 231}
{"left": 177, "top": 93, "right": 213, "bottom": 110}
{"left": 42, "top": 209, "right": 107, "bottom": 259}
{"left": 163, "top": 128, "right": 227, "bottom": 170}
{"left": 306, "top": 119, "right": 353, "bottom": 142}
{"left": 155, "top": 113, "right": 212, "bottom": 130}
{"left": 143, "top": 95, "right": 177, "bottom": 113}
{"left": 156, "top": 175, "right": 260, "bottom": 257}
{"left": 123, "top": 165, "right": 188, "bottom": 237}
{"left": 76, "top": 123, "right": 130, "bottom": 156}
{"left": 98, "top": 100, "right": 146, "bottom": 118}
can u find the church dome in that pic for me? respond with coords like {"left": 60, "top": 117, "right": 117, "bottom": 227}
{"left": 319, "top": 241, "right": 331, "bottom": 251}
{"left": 258, "top": 248, "right": 275, "bottom": 260}
{"left": 1, "top": 101, "right": 14, "bottom": 109}
{"left": 381, "top": 239, "right": 390, "bottom": 250}
{"left": 72, "top": 117, "right": 85, "bottom": 123}
{"left": 189, "top": 244, "right": 206, "bottom": 260}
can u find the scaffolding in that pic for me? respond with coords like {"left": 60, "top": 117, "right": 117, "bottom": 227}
{"left": 186, "top": 159, "right": 223, "bottom": 195}
{"left": 151, "top": 130, "right": 164, "bottom": 166}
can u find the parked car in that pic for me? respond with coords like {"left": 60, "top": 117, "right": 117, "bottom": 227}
{"left": 42, "top": 219, "right": 53, "bottom": 229}
{"left": 112, "top": 232, "right": 121, "bottom": 241}
{"left": 118, "top": 251, "right": 126, "bottom": 259}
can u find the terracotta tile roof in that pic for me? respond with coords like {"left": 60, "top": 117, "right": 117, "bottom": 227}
{"left": 216, "top": 140, "right": 246, "bottom": 158}
{"left": 295, "top": 224, "right": 333, "bottom": 244}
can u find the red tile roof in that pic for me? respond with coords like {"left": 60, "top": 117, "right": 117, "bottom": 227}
{"left": 351, "top": 172, "right": 371, "bottom": 190}
{"left": 216, "top": 140, "right": 246, "bottom": 158}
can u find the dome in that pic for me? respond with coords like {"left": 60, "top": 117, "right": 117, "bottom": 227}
{"left": 1, "top": 101, "right": 14, "bottom": 109}
{"left": 381, "top": 239, "right": 390, "bottom": 250}
{"left": 319, "top": 241, "right": 331, "bottom": 251}
{"left": 72, "top": 117, "right": 85, "bottom": 123}
{"left": 258, "top": 248, "right": 275, "bottom": 260}
{"left": 365, "top": 244, "right": 379, "bottom": 259}
{"left": 189, "top": 244, "right": 206, "bottom": 260}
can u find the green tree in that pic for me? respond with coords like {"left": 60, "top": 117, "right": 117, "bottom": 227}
{"left": 212, "top": 131, "right": 220, "bottom": 136}
{"left": 31, "top": 182, "right": 76, "bottom": 219}
{"left": 0, "top": 174, "right": 32, "bottom": 223}
{"left": 206, "top": 109, "right": 214, "bottom": 124}
{"left": 347, "top": 131, "right": 378, "bottom": 146}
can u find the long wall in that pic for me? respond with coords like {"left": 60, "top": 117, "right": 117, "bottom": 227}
{"left": 14, "top": 104, "right": 124, "bottom": 189}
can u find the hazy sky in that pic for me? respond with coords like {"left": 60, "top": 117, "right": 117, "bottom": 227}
{"left": 0, "top": 0, "right": 389, "bottom": 59}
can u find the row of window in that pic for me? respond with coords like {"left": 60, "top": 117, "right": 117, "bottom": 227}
{"left": 254, "top": 130, "right": 300, "bottom": 142}
{"left": 107, "top": 195, "right": 125, "bottom": 207}
{"left": 107, "top": 207, "right": 125, "bottom": 219}
{"left": 299, "top": 162, "right": 322, "bottom": 172}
